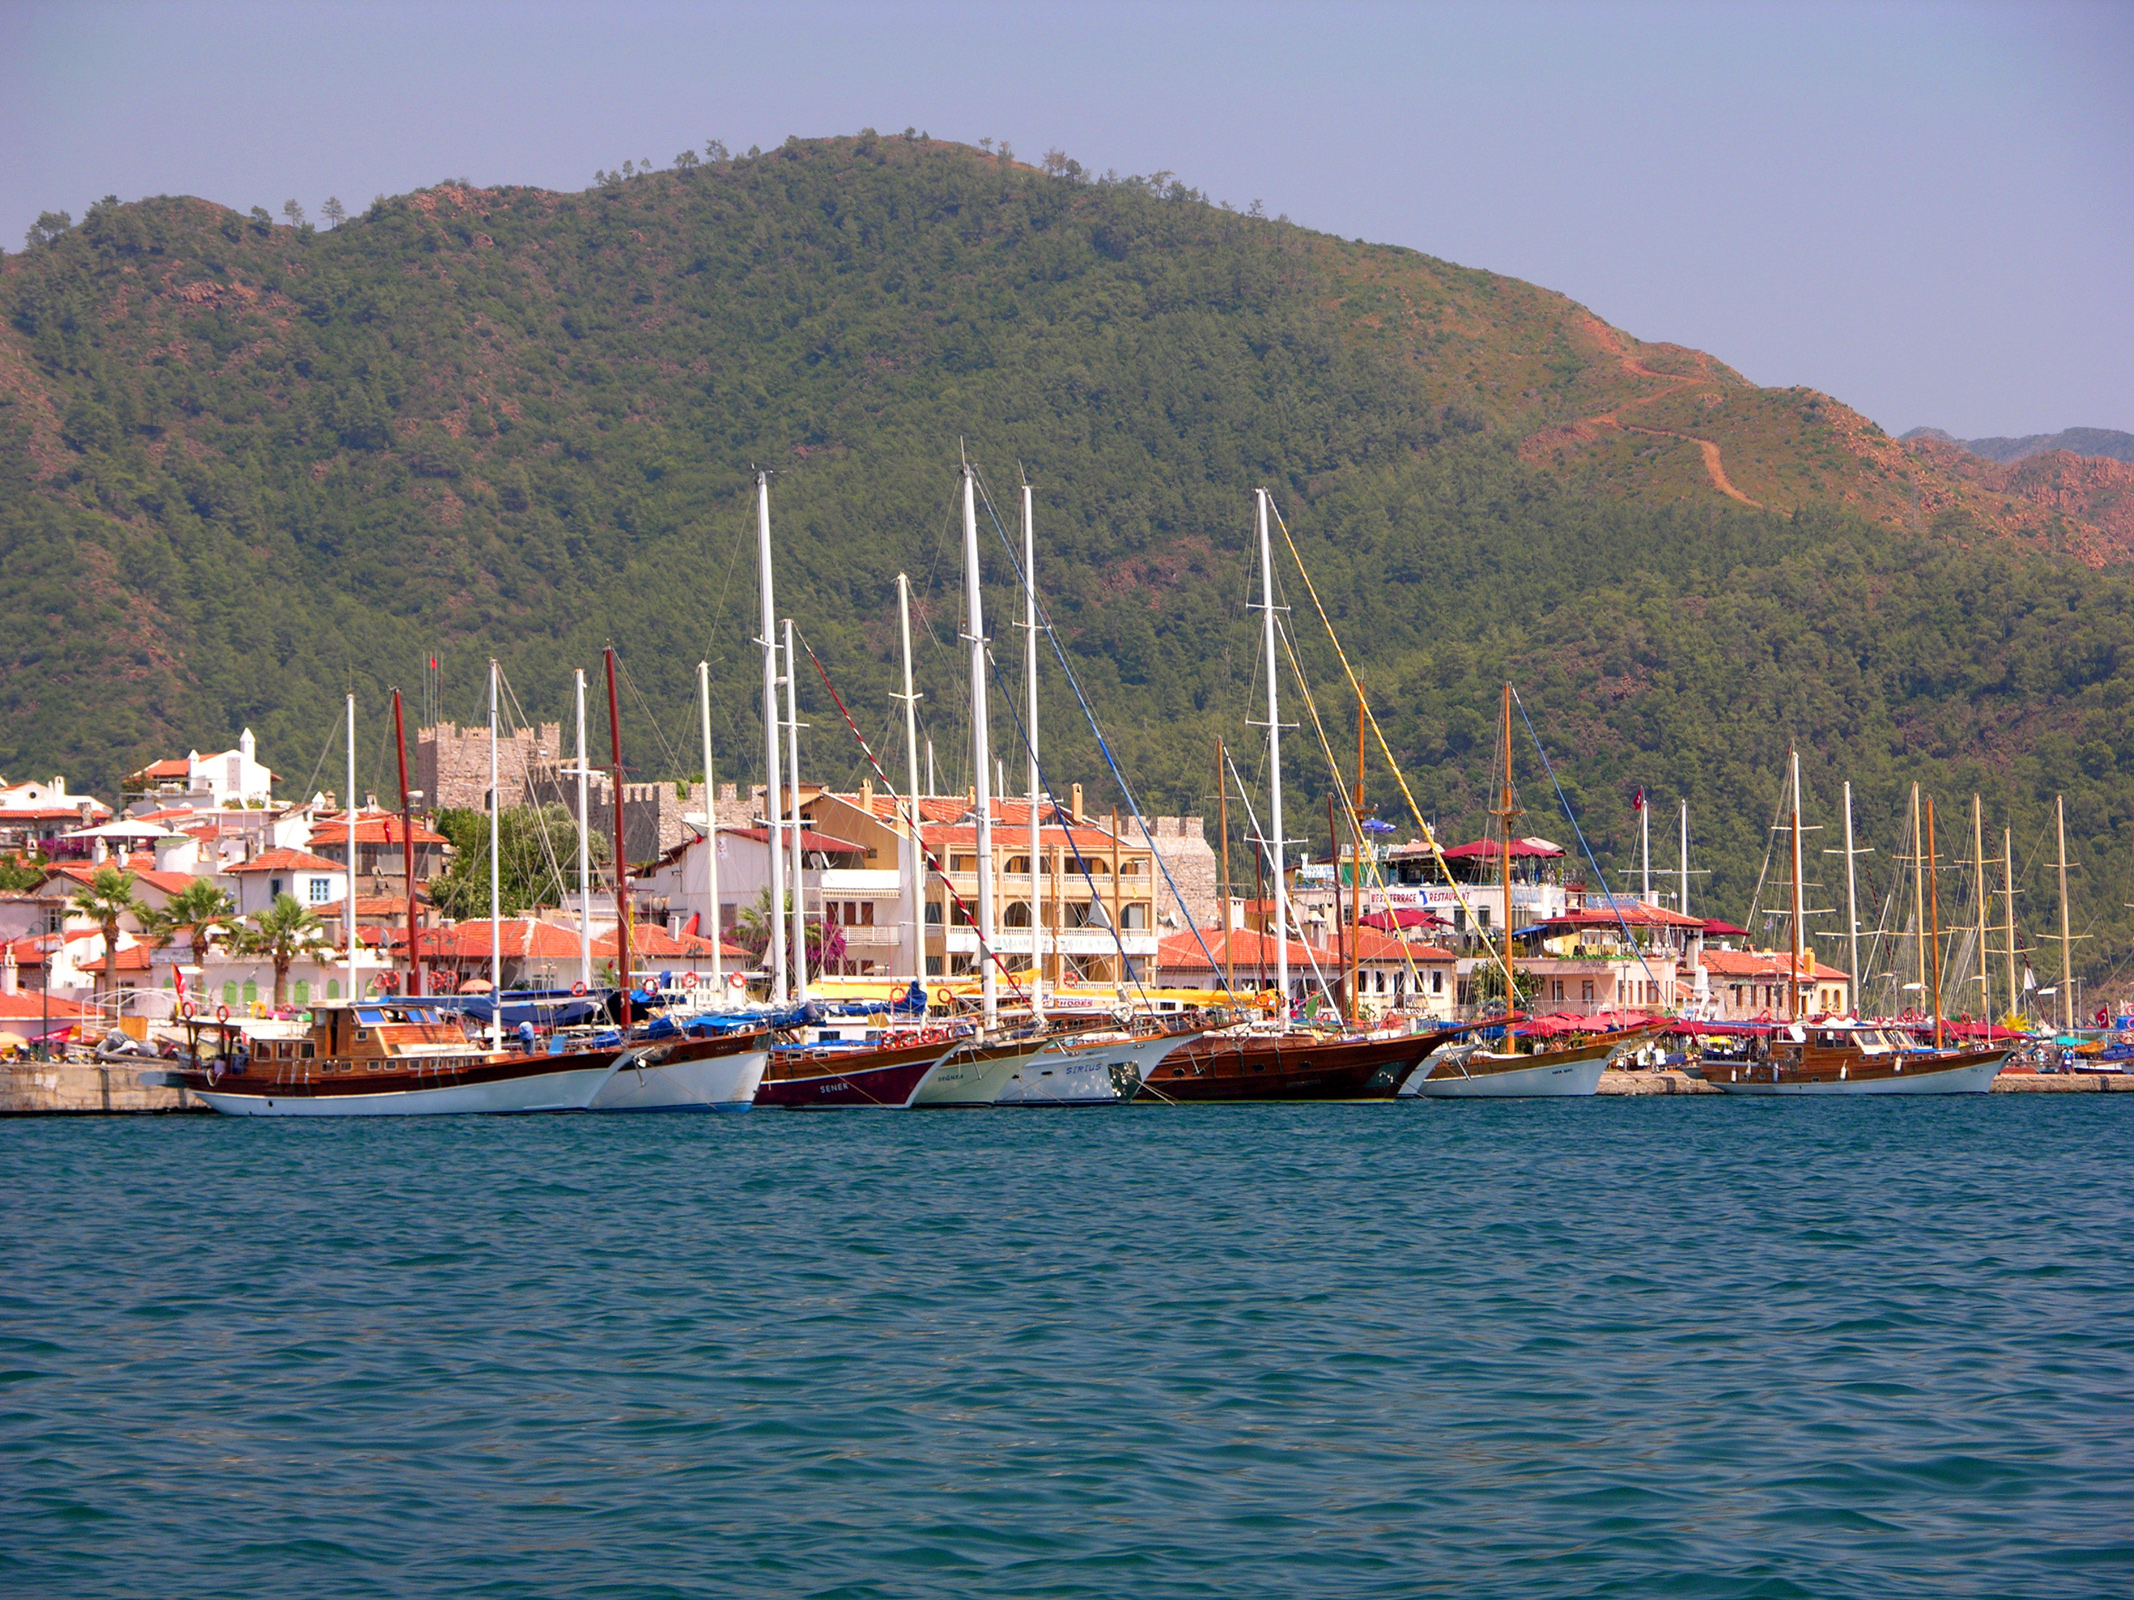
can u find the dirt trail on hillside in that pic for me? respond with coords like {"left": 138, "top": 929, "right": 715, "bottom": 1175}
{"left": 1549, "top": 318, "right": 1765, "bottom": 508}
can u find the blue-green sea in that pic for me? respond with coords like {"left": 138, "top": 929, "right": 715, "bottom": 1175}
{"left": 5, "top": 1099, "right": 2130, "bottom": 1598}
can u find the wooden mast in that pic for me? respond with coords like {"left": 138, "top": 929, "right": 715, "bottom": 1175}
{"left": 392, "top": 688, "right": 421, "bottom": 997}
{"left": 1926, "top": 794, "right": 1944, "bottom": 1048}
{"left": 1217, "top": 738, "right": 1233, "bottom": 995}
{"left": 1327, "top": 791, "right": 1345, "bottom": 1020}
{"left": 605, "top": 647, "right": 630, "bottom": 1030}
{"left": 1842, "top": 780, "right": 1860, "bottom": 1011}
{"left": 896, "top": 573, "right": 924, "bottom": 993}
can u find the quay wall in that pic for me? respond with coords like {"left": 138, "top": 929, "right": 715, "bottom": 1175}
{"left": 1, "top": 1062, "right": 204, "bottom": 1114}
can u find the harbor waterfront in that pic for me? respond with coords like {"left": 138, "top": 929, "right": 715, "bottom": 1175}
{"left": 5, "top": 1101, "right": 2129, "bottom": 1598}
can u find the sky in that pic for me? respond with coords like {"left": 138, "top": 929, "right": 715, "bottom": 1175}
{"left": 3, "top": 0, "right": 2128, "bottom": 438}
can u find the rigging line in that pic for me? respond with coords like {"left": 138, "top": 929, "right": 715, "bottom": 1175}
{"left": 614, "top": 654, "right": 692, "bottom": 786}
{"left": 793, "top": 628, "right": 1028, "bottom": 1007}
{"left": 1270, "top": 612, "right": 1428, "bottom": 999}
{"left": 969, "top": 470, "right": 1230, "bottom": 986}
{"left": 975, "top": 630, "right": 1165, "bottom": 1010}
{"left": 1223, "top": 746, "right": 1343, "bottom": 1018}
{"left": 1261, "top": 496, "right": 1508, "bottom": 975}
{"left": 1510, "top": 689, "right": 1666, "bottom": 1005}
{"left": 490, "top": 664, "right": 574, "bottom": 1020}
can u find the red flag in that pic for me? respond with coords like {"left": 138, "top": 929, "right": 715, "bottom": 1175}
{"left": 682, "top": 912, "right": 701, "bottom": 938}
{"left": 1632, "top": 787, "right": 1645, "bottom": 812}
{"left": 428, "top": 656, "right": 438, "bottom": 670}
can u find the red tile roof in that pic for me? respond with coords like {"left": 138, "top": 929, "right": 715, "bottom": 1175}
{"left": 132, "top": 758, "right": 192, "bottom": 779}
{"left": 309, "top": 812, "right": 449, "bottom": 846}
{"left": 1698, "top": 948, "right": 1850, "bottom": 982}
{"left": 420, "top": 919, "right": 584, "bottom": 961}
{"left": 721, "top": 825, "right": 868, "bottom": 855}
{"left": 0, "top": 991, "right": 94, "bottom": 1020}
{"left": 228, "top": 848, "right": 344, "bottom": 875}
{"left": 81, "top": 943, "right": 152, "bottom": 974}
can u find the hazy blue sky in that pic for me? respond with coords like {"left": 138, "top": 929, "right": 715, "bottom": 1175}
{"left": 4, "top": 0, "right": 2127, "bottom": 436}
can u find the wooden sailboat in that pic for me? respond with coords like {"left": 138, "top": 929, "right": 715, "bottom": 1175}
{"left": 1414, "top": 684, "right": 1649, "bottom": 1097}
{"left": 1699, "top": 777, "right": 2007, "bottom": 1094}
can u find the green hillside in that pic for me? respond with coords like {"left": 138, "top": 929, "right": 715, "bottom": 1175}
{"left": 2, "top": 134, "right": 2129, "bottom": 996}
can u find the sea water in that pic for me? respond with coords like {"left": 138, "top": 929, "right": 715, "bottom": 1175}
{"left": 4, "top": 1099, "right": 2129, "bottom": 1598}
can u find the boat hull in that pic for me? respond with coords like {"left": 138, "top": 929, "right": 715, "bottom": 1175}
{"left": 182, "top": 1060, "right": 619, "bottom": 1116}
{"left": 1702, "top": 1050, "right": 2006, "bottom": 1095}
{"left": 590, "top": 1040, "right": 768, "bottom": 1112}
{"left": 908, "top": 1039, "right": 1054, "bottom": 1108}
{"left": 1140, "top": 1030, "right": 1440, "bottom": 1102}
{"left": 996, "top": 1031, "right": 1199, "bottom": 1106}
{"left": 1411, "top": 1049, "right": 1609, "bottom": 1098}
{"left": 754, "top": 1039, "right": 951, "bottom": 1108}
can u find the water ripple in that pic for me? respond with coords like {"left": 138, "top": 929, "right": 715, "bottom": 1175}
{"left": 3, "top": 1100, "right": 2129, "bottom": 1597}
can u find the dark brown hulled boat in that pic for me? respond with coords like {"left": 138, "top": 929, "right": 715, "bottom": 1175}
{"left": 754, "top": 1035, "right": 956, "bottom": 1108}
{"left": 1698, "top": 1023, "right": 2007, "bottom": 1095}
{"left": 1139, "top": 1025, "right": 1462, "bottom": 1102}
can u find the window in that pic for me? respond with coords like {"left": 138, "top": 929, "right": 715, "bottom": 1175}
{"left": 1552, "top": 980, "right": 1565, "bottom": 1002}
{"left": 1477, "top": 906, "right": 1491, "bottom": 931}
{"left": 242, "top": 979, "right": 258, "bottom": 1008}
{"left": 1581, "top": 980, "right": 1595, "bottom": 1003}
{"left": 1121, "top": 903, "right": 1147, "bottom": 930}
{"left": 327, "top": 979, "right": 340, "bottom": 1000}
{"left": 859, "top": 901, "right": 874, "bottom": 926}
{"left": 308, "top": 877, "right": 331, "bottom": 904}
{"left": 294, "top": 980, "right": 310, "bottom": 1005}
{"left": 1374, "top": 971, "right": 1385, "bottom": 994}
{"left": 925, "top": 956, "right": 943, "bottom": 976}
{"left": 269, "top": 877, "right": 284, "bottom": 899}
{"left": 223, "top": 981, "right": 238, "bottom": 1006}
{"left": 925, "top": 902, "right": 943, "bottom": 926}
{"left": 1431, "top": 970, "right": 1444, "bottom": 995}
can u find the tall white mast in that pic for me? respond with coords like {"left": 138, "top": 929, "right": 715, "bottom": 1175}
{"left": 962, "top": 464, "right": 998, "bottom": 1029}
{"left": 1682, "top": 799, "right": 1705, "bottom": 1013}
{"left": 1790, "top": 747, "right": 1805, "bottom": 1020}
{"left": 486, "top": 661, "right": 502, "bottom": 1051}
{"left": 757, "top": 472, "right": 788, "bottom": 1005}
{"left": 1972, "top": 794, "right": 1988, "bottom": 1026}
{"left": 1257, "top": 488, "right": 1287, "bottom": 1009}
{"left": 699, "top": 660, "right": 721, "bottom": 999}
{"left": 896, "top": 573, "right": 925, "bottom": 992}
{"left": 784, "top": 618, "right": 808, "bottom": 1002}
{"left": 345, "top": 692, "right": 358, "bottom": 1006}
{"left": 574, "top": 668, "right": 592, "bottom": 993}
{"left": 2056, "top": 793, "right": 2073, "bottom": 1033}
{"left": 1641, "top": 797, "right": 1651, "bottom": 905}
{"left": 1022, "top": 481, "right": 1045, "bottom": 1024}
{"left": 1842, "top": 780, "right": 1860, "bottom": 1014}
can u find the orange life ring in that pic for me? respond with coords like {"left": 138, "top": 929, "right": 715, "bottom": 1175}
{"left": 683, "top": 971, "right": 698, "bottom": 990}
{"left": 181, "top": 1001, "right": 197, "bottom": 1021}
{"left": 571, "top": 981, "right": 588, "bottom": 996}
{"left": 727, "top": 972, "right": 745, "bottom": 992}
{"left": 215, "top": 1005, "right": 230, "bottom": 1023}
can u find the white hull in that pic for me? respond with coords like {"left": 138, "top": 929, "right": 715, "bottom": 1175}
{"left": 190, "top": 1061, "right": 619, "bottom": 1117}
{"left": 1704, "top": 1055, "right": 2005, "bottom": 1096}
{"left": 996, "top": 1032, "right": 1200, "bottom": 1106}
{"left": 907, "top": 1041, "right": 1051, "bottom": 1108}
{"left": 1413, "top": 1053, "right": 1607, "bottom": 1099}
{"left": 590, "top": 1048, "right": 768, "bottom": 1112}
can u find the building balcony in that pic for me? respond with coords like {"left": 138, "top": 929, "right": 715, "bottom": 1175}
{"left": 818, "top": 868, "right": 903, "bottom": 894}
{"left": 942, "top": 928, "right": 1158, "bottom": 958}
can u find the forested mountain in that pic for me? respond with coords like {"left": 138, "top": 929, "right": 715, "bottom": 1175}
{"left": 2, "top": 133, "right": 2128, "bottom": 992}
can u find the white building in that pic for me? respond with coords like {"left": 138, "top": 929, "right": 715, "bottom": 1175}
{"left": 126, "top": 729, "right": 278, "bottom": 811}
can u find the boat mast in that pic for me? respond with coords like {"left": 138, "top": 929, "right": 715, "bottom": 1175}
{"left": 392, "top": 688, "right": 420, "bottom": 997}
{"left": 1971, "top": 795, "right": 1988, "bottom": 1026}
{"left": 1789, "top": 746, "right": 1804, "bottom": 1021}
{"left": 605, "top": 647, "right": 631, "bottom": 1030}
{"left": 2001, "top": 825, "right": 2018, "bottom": 1023}
{"left": 756, "top": 472, "right": 788, "bottom": 1005}
{"left": 1641, "top": 789, "right": 1652, "bottom": 906}
{"left": 784, "top": 619, "right": 808, "bottom": 1002}
{"left": 1022, "top": 480, "right": 1044, "bottom": 1024}
{"left": 699, "top": 660, "right": 721, "bottom": 998}
{"left": 1256, "top": 488, "right": 1287, "bottom": 1012}
{"left": 486, "top": 662, "right": 501, "bottom": 1050}
{"left": 1328, "top": 791, "right": 1346, "bottom": 1019}
{"left": 2056, "top": 793, "right": 2073, "bottom": 1033}
{"left": 1910, "top": 781, "right": 1926, "bottom": 1010}
{"left": 1843, "top": 780, "right": 1860, "bottom": 1014}
{"left": 1352, "top": 698, "right": 1365, "bottom": 1016}
{"left": 1926, "top": 793, "right": 1945, "bottom": 1048}
{"left": 1217, "top": 737, "right": 1234, "bottom": 994}
{"left": 896, "top": 573, "right": 924, "bottom": 992}
{"left": 961, "top": 464, "right": 997, "bottom": 1030}
{"left": 574, "top": 669, "right": 592, "bottom": 993}
{"left": 1682, "top": 799, "right": 1706, "bottom": 1014}
{"left": 347, "top": 691, "right": 359, "bottom": 1007}
{"left": 1497, "top": 682, "right": 1516, "bottom": 1008}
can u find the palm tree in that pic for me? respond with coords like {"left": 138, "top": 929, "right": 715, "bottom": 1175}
{"left": 148, "top": 877, "right": 237, "bottom": 972}
{"left": 69, "top": 867, "right": 142, "bottom": 1011}
{"left": 237, "top": 893, "right": 325, "bottom": 1010}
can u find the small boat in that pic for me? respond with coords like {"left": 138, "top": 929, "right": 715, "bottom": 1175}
{"left": 1696, "top": 1021, "right": 2007, "bottom": 1095}
{"left": 142, "top": 1002, "right": 623, "bottom": 1116}
{"left": 589, "top": 1026, "right": 769, "bottom": 1112}
{"left": 754, "top": 1027, "right": 966, "bottom": 1108}
{"left": 1411, "top": 1021, "right": 1659, "bottom": 1098}
{"left": 906, "top": 1031, "right": 1063, "bottom": 1108}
